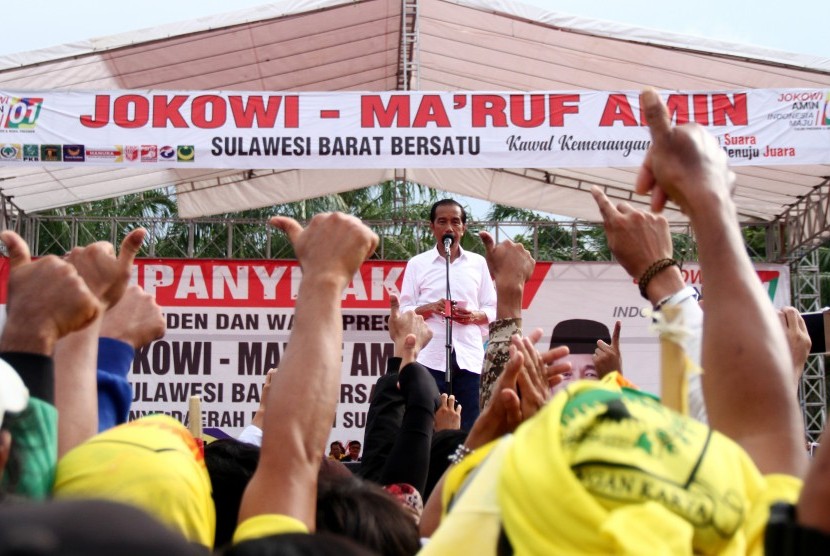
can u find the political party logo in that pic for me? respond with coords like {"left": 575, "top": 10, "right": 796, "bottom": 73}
{"left": 63, "top": 144, "right": 85, "bottom": 162}
{"left": 823, "top": 92, "right": 830, "bottom": 126}
{"left": 0, "top": 97, "right": 44, "bottom": 130}
{"left": 86, "top": 147, "right": 123, "bottom": 163}
{"left": 177, "top": 145, "right": 195, "bottom": 162}
{"left": 124, "top": 145, "right": 139, "bottom": 162}
{"left": 0, "top": 144, "right": 22, "bottom": 160}
{"left": 756, "top": 270, "right": 780, "bottom": 301}
{"left": 40, "top": 144, "right": 61, "bottom": 161}
{"left": 23, "top": 144, "right": 39, "bottom": 161}
{"left": 141, "top": 145, "right": 158, "bottom": 162}
{"left": 159, "top": 145, "right": 175, "bottom": 160}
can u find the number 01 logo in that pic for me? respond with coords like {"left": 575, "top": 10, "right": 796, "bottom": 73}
{"left": 2, "top": 98, "right": 44, "bottom": 129}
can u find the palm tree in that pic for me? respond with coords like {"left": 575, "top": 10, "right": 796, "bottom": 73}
{"left": 33, "top": 181, "right": 442, "bottom": 260}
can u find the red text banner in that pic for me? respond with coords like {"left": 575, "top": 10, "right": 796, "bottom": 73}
{"left": 0, "top": 89, "right": 826, "bottom": 169}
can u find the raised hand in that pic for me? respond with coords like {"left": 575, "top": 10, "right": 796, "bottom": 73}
{"left": 594, "top": 320, "right": 623, "bottom": 378}
{"left": 434, "top": 393, "right": 462, "bottom": 432}
{"left": 240, "top": 212, "right": 379, "bottom": 529}
{"left": 778, "top": 307, "right": 811, "bottom": 386}
{"left": 0, "top": 231, "right": 99, "bottom": 354}
{"left": 269, "top": 213, "right": 378, "bottom": 289}
{"left": 389, "top": 294, "right": 432, "bottom": 366}
{"left": 478, "top": 230, "right": 534, "bottom": 287}
{"left": 101, "top": 284, "right": 165, "bottom": 349}
{"left": 635, "top": 88, "right": 736, "bottom": 215}
{"left": 591, "top": 187, "right": 673, "bottom": 279}
{"left": 65, "top": 228, "right": 146, "bottom": 309}
{"left": 466, "top": 329, "right": 559, "bottom": 449}
{"left": 479, "top": 230, "right": 535, "bottom": 320}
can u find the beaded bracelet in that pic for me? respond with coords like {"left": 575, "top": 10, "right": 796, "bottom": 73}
{"left": 448, "top": 443, "right": 473, "bottom": 465}
{"left": 638, "top": 258, "right": 679, "bottom": 299}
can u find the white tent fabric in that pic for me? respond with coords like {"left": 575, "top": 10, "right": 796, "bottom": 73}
{"left": 0, "top": 0, "right": 828, "bottom": 222}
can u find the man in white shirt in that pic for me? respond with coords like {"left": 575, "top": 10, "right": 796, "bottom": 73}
{"left": 399, "top": 199, "right": 496, "bottom": 430}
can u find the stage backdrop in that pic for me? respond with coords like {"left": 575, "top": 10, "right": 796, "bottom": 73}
{"left": 0, "top": 257, "right": 790, "bottom": 448}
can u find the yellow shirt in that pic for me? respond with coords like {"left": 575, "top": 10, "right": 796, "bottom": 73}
{"left": 54, "top": 415, "right": 215, "bottom": 548}
{"left": 233, "top": 514, "right": 309, "bottom": 544}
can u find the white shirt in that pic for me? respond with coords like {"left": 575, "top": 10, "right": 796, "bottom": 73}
{"left": 657, "top": 286, "right": 706, "bottom": 424}
{"left": 399, "top": 244, "right": 497, "bottom": 374}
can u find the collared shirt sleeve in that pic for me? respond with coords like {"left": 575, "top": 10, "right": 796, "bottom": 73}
{"left": 477, "top": 257, "right": 497, "bottom": 324}
{"left": 399, "top": 258, "right": 420, "bottom": 315}
{"left": 656, "top": 286, "right": 706, "bottom": 424}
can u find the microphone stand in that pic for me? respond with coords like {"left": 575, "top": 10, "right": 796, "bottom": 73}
{"left": 443, "top": 240, "right": 453, "bottom": 396}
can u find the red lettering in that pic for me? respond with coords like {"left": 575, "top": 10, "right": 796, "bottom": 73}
{"left": 152, "top": 95, "right": 188, "bottom": 128}
{"left": 412, "top": 95, "right": 450, "bottom": 127}
{"left": 284, "top": 96, "right": 299, "bottom": 128}
{"left": 471, "top": 95, "right": 507, "bottom": 127}
{"left": 361, "top": 95, "right": 410, "bottom": 127}
{"left": 113, "top": 94, "right": 149, "bottom": 128}
{"left": 681, "top": 268, "right": 702, "bottom": 284}
{"left": 191, "top": 95, "right": 226, "bottom": 129}
{"left": 665, "top": 94, "right": 690, "bottom": 125}
{"left": 548, "top": 94, "right": 580, "bottom": 126}
{"left": 80, "top": 95, "right": 110, "bottom": 128}
{"left": 510, "top": 95, "right": 545, "bottom": 128}
{"left": 599, "top": 94, "right": 638, "bottom": 127}
{"left": 712, "top": 93, "right": 747, "bottom": 126}
{"left": 229, "top": 96, "right": 282, "bottom": 128}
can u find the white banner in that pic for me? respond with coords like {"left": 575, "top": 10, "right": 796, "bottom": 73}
{"left": 0, "top": 89, "right": 827, "bottom": 169}
{"left": 0, "top": 257, "right": 790, "bottom": 447}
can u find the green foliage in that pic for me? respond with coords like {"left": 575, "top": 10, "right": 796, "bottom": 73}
{"left": 742, "top": 226, "right": 768, "bottom": 261}
{"left": 32, "top": 182, "right": 443, "bottom": 260}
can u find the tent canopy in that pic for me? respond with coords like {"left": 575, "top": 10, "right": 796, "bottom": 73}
{"left": 0, "top": 0, "right": 828, "bottom": 231}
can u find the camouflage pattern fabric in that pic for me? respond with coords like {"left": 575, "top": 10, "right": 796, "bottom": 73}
{"left": 479, "top": 318, "right": 522, "bottom": 410}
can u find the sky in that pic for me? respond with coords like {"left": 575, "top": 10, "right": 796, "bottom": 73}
{"left": 3, "top": 0, "right": 825, "bottom": 219}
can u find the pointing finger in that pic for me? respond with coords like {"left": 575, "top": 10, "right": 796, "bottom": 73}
{"left": 641, "top": 88, "right": 671, "bottom": 145}
{"left": 1, "top": 231, "right": 31, "bottom": 269}
{"left": 612, "top": 320, "right": 622, "bottom": 348}
{"left": 389, "top": 293, "right": 401, "bottom": 320}
{"left": 590, "top": 186, "right": 617, "bottom": 221}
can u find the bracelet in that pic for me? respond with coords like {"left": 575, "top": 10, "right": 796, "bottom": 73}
{"left": 638, "top": 258, "right": 679, "bottom": 299}
{"left": 448, "top": 443, "right": 473, "bottom": 465}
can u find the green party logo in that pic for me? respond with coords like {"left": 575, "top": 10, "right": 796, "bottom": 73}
{"left": 0, "top": 144, "right": 21, "bottom": 160}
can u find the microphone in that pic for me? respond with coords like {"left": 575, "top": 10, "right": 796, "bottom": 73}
{"left": 442, "top": 233, "right": 453, "bottom": 255}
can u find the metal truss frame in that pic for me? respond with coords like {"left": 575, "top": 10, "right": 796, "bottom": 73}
{"left": 793, "top": 249, "right": 827, "bottom": 442}
{"left": 773, "top": 178, "right": 830, "bottom": 263}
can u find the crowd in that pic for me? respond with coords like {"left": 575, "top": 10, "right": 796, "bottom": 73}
{"left": 0, "top": 88, "right": 827, "bottom": 554}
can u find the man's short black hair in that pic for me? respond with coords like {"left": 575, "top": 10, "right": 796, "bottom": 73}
{"left": 430, "top": 199, "right": 467, "bottom": 224}
{"left": 348, "top": 440, "right": 361, "bottom": 448}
